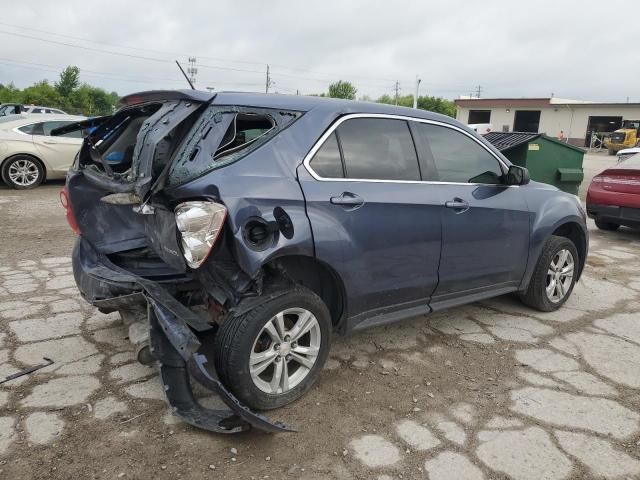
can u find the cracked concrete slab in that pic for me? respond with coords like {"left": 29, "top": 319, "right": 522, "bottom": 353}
{"left": 511, "top": 387, "right": 639, "bottom": 439}
{"left": 564, "top": 331, "right": 640, "bottom": 388}
{"left": 395, "top": 419, "right": 440, "bottom": 450}
{"left": 0, "top": 416, "right": 16, "bottom": 455}
{"left": 22, "top": 376, "right": 101, "bottom": 408}
{"left": 551, "top": 371, "right": 617, "bottom": 396}
{"left": 477, "top": 427, "right": 572, "bottom": 480}
{"left": 476, "top": 314, "right": 554, "bottom": 343}
{"left": 15, "top": 336, "right": 97, "bottom": 367}
{"left": 425, "top": 451, "right": 485, "bottom": 480}
{"left": 433, "top": 420, "right": 466, "bottom": 445}
{"left": 25, "top": 412, "right": 64, "bottom": 445}
{"left": 9, "top": 312, "right": 84, "bottom": 342}
{"left": 94, "top": 396, "right": 128, "bottom": 420}
{"left": 515, "top": 348, "right": 580, "bottom": 372}
{"left": 350, "top": 435, "right": 401, "bottom": 467}
{"left": 555, "top": 430, "right": 640, "bottom": 478}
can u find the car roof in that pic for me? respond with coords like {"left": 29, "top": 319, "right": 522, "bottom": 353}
{"left": 618, "top": 147, "right": 640, "bottom": 155}
{"left": 0, "top": 114, "right": 86, "bottom": 126}
{"left": 121, "top": 89, "right": 457, "bottom": 125}
{"left": 23, "top": 105, "right": 64, "bottom": 109}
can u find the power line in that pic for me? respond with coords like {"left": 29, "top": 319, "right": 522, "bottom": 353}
{"left": 0, "top": 57, "right": 266, "bottom": 89}
{"left": 0, "top": 25, "right": 475, "bottom": 94}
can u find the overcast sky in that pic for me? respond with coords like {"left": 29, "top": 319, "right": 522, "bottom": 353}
{"left": 1, "top": 0, "right": 637, "bottom": 102}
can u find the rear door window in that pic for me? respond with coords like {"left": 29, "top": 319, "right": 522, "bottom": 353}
{"left": 414, "top": 123, "right": 504, "bottom": 184}
{"left": 17, "top": 123, "right": 37, "bottom": 134}
{"left": 336, "top": 118, "right": 420, "bottom": 181}
{"left": 41, "top": 121, "right": 80, "bottom": 137}
{"left": 309, "top": 132, "right": 344, "bottom": 178}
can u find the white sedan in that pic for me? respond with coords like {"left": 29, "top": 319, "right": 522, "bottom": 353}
{"left": 0, "top": 114, "right": 86, "bottom": 189}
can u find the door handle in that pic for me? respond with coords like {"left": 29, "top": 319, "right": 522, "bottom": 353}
{"left": 42, "top": 139, "right": 58, "bottom": 144}
{"left": 445, "top": 198, "right": 470, "bottom": 212}
{"left": 330, "top": 192, "right": 364, "bottom": 207}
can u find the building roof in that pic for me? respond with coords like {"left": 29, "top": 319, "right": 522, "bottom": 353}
{"left": 455, "top": 97, "right": 640, "bottom": 108}
{"left": 484, "top": 132, "right": 586, "bottom": 153}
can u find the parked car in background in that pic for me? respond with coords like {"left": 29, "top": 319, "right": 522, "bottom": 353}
{"left": 0, "top": 114, "right": 85, "bottom": 189}
{"left": 63, "top": 90, "right": 588, "bottom": 433}
{"left": 587, "top": 153, "right": 640, "bottom": 230}
{"left": 0, "top": 103, "right": 67, "bottom": 116}
{"left": 616, "top": 147, "right": 640, "bottom": 163}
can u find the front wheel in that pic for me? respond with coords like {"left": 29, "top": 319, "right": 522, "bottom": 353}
{"left": 214, "top": 287, "right": 331, "bottom": 410}
{"left": 520, "top": 236, "right": 579, "bottom": 312}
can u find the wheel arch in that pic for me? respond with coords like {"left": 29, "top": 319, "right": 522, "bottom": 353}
{"left": 550, "top": 221, "right": 587, "bottom": 280}
{"left": 265, "top": 254, "right": 347, "bottom": 330}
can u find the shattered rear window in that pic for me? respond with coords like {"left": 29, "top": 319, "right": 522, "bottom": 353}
{"left": 168, "top": 105, "right": 301, "bottom": 186}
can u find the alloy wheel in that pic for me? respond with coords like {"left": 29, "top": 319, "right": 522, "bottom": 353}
{"left": 249, "top": 307, "right": 321, "bottom": 394}
{"left": 8, "top": 159, "right": 40, "bottom": 187}
{"left": 546, "top": 248, "right": 575, "bottom": 303}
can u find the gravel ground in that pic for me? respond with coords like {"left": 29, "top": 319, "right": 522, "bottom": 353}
{"left": 1, "top": 153, "right": 639, "bottom": 480}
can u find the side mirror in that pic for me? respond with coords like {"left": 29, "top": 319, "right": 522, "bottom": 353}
{"left": 505, "top": 165, "right": 530, "bottom": 185}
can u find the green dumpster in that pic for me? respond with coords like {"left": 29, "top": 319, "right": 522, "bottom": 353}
{"left": 483, "top": 132, "right": 585, "bottom": 195}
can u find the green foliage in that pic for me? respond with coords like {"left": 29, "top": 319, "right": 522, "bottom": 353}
{"left": 0, "top": 83, "right": 22, "bottom": 103}
{"left": 55, "top": 66, "right": 80, "bottom": 98}
{"left": 21, "top": 81, "right": 62, "bottom": 107}
{"left": 0, "top": 66, "right": 117, "bottom": 115}
{"left": 375, "top": 93, "right": 456, "bottom": 117}
{"left": 328, "top": 80, "right": 357, "bottom": 100}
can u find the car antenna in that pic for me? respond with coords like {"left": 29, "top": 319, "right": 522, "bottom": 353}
{"left": 175, "top": 60, "right": 195, "bottom": 90}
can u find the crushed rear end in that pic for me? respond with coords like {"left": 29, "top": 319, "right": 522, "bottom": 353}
{"left": 62, "top": 90, "right": 298, "bottom": 433}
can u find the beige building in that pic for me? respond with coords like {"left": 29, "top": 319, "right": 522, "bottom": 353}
{"left": 454, "top": 97, "right": 640, "bottom": 146}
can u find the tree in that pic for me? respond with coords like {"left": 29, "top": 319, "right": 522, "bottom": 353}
{"left": 69, "top": 84, "right": 118, "bottom": 116}
{"left": 55, "top": 66, "right": 80, "bottom": 98}
{"left": 328, "top": 80, "right": 357, "bottom": 100}
{"left": 21, "top": 81, "right": 62, "bottom": 107}
{"left": 375, "top": 93, "right": 456, "bottom": 117}
{"left": 0, "top": 83, "right": 22, "bottom": 103}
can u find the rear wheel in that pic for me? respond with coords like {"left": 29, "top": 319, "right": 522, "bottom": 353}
{"left": 214, "top": 287, "right": 331, "bottom": 410}
{"left": 520, "top": 235, "right": 578, "bottom": 312}
{"left": 1, "top": 155, "right": 45, "bottom": 189}
{"left": 608, "top": 148, "right": 616, "bottom": 156}
{"left": 595, "top": 220, "right": 620, "bottom": 231}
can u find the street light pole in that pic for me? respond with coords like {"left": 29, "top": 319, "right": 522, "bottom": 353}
{"left": 413, "top": 77, "right": 421, "bottom": 109}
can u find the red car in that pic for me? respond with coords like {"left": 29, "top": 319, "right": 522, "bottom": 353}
{"left": 587, "top": 154, "right": 640, "bottom": 230}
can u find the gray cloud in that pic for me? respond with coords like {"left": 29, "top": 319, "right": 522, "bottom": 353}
{"left": 1, "top": 0, "right": 637, "bottom": 101}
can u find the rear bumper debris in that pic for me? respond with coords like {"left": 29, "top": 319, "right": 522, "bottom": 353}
{"left": 73, "top": 237, "right": 293, "bottom": 434}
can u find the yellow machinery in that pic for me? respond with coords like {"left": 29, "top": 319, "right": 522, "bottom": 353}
{"left": 605, "top": 120, "right": 640, "bottom": 154}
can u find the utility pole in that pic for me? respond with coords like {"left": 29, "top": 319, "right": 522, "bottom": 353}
{"left": 265, "top": 65, "right": 273, "bottom": 94}
{"left": 394, "top": 80, "right": 400, "bottom": 105}
{"left": 475, "top": 84, "right": 482, "bottom": 98}
{"left": 413, "top": 77, "right": 421, "bottom": 109}
{"left": 187, "top": 57, "right": 197, "bottom": 85}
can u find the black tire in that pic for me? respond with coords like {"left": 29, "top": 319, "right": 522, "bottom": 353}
{"left": 608, "top": 148, "right": 616, "bottom": 156}
{"left": 595, "top": 219, "right": 620, "bottom": 231}
{"left": 1, "top": 155, "right": 45, "bottom": 189}
{"left": 214, "top": 287, "right": 331, "bottom": 410}
{"left": 520, "top": 235, "right": 579, "bottom": 312}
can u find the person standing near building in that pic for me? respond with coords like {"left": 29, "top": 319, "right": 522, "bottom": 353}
{"left": 558, "top": 130, "right": 566, "bottom": 142}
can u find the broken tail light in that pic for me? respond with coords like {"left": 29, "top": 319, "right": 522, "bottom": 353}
{"left": 60, "top": 186, "right": 81, "bottom": 235}
{"left": 174, "top": 201, "right": 227, "bottom": 268}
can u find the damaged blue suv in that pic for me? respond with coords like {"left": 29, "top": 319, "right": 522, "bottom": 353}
{"left": 62, "top": 90, "right": 588, "bottom": 433}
